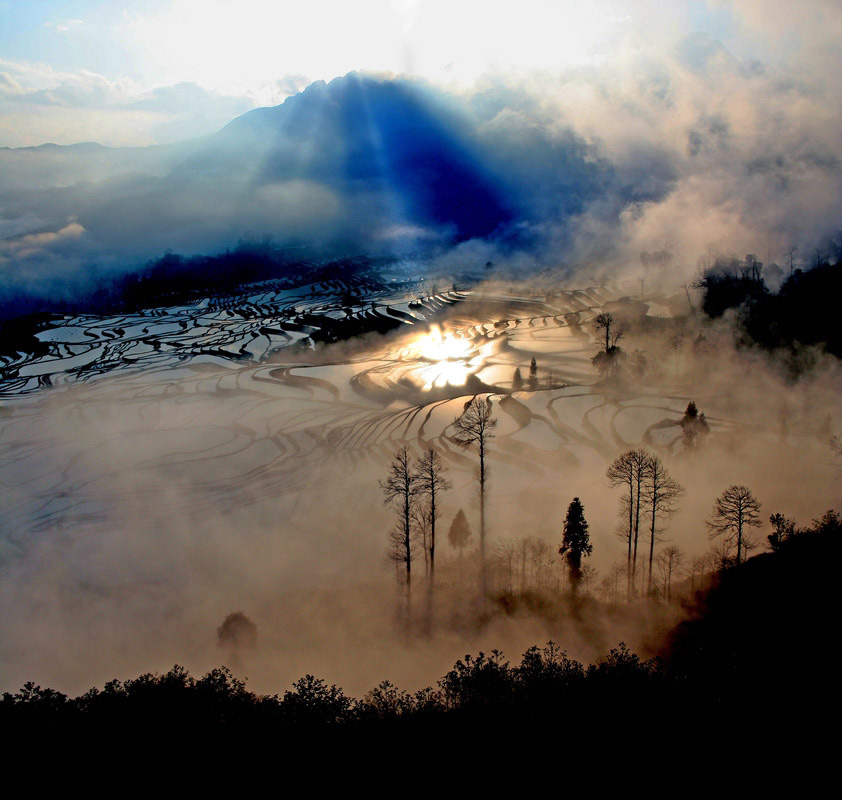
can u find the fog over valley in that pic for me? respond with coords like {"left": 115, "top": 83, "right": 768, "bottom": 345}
{"left": 0, "top": 2, "right": 840, "bottom": 724}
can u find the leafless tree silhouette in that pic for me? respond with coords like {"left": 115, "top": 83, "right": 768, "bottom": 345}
{"left": 380, "top": 447, "right": 420, "bottom": 626}
{"left": 414, "top": 447, "right": 452, "bottom": 627}
{"left": 607, "top": 449, "right": 649, "bottom": 598}
{"left": 707, "top": 485, "right": 762, "bottom": 566}
{"left": 643, "top": 455, "right": 684, "bottom": 595}
{"left": 452, "top": 395, "right": 497, "bottom": 597}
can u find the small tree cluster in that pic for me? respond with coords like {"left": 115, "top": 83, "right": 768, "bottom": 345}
{"left": 606, "top": 449, "right": 684, "bottom": 597}
{"left": 679, "top": 401, "right": 710, "bottom": 451}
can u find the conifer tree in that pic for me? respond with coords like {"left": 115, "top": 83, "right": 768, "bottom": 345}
{"left": 559, "top": 497, "right": 592, "bottom": 594}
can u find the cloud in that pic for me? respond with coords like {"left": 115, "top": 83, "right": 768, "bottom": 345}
{"left": 0, "top": 60, "right": 257, "bottom": 147}
{"left": 273, "top": 75, "right": 311, "bottom": 103}
{"left": 2, "top": 1, "right": 842, "bottom": 313}
{"left": 0, "top": 220, "right": 85, "bottom": 261}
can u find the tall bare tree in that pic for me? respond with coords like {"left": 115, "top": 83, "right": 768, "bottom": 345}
{"left": 380, "top": 447, "right": 420, "bottom": 626}
{"left": 607, "top": 449, "right": 649, "bottom": 598}
{"left": 451, "top": 395, "right": 497, "bottom": 597}
{"left": 411, "top": 504, "right": 432, "bottom": 576}
{"left": 643, "top": 454, "right": 684, "bottom": 595}
{"left": 706, "top": 485, "right": 762, "bottom": 566}
{"left": 414, "top": 447, "right": 452, "bottom": 625}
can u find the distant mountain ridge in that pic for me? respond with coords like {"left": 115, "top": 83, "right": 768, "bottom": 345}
{"left": 0, "top": 72, "right": 618, "bottom": 318}
{"left": 174, "top": 72, "right": 515, "bottom": 241}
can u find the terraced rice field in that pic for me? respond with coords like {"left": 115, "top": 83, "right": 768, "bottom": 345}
{"left": 0, "top": 277, "right": 695, "bottom": 548}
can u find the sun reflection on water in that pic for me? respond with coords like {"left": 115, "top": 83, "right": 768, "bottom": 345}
{"left": 401, "top": 325, "right": 484, "bottom": 390}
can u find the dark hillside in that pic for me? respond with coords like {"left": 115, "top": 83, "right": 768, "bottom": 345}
{"left": 665, "top": 511, "right": 842, "bottom": 706}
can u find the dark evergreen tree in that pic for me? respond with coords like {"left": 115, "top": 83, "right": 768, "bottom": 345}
{"left": 559, "top": 497, "right": 592, "bottom": 594}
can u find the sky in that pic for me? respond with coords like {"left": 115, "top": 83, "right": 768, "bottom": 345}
{"left": 0, "top": 0, "right": 781, "bottom": 147}
{"left": 2, "top": 1, "right": 842, "bottom": 313}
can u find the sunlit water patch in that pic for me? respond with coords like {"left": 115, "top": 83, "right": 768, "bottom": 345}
{"left": 398, "top": 324, "right": 486, "bottom": 390}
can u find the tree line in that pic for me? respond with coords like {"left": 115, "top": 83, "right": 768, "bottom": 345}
{"left": 5, "top": 495, "right": 837, "bottom": 755}
{"left": 698, "top": 253, "right": 842, "bottom": 359}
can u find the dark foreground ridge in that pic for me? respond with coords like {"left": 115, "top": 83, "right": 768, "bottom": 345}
{"left": 4, "top": 514, "right": 839, "bottom": 761}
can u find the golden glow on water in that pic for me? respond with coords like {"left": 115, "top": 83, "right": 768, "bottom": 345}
{"left": 412, "top": 325, "right": 473, "bottom": 361}
{"left": 401, "top": 325, "right": 484, "bottom": 390}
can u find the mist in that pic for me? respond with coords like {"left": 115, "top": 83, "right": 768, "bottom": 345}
{"left": 1, "top": 1, "right": 841, "bottom": 701}
{"left": 0, "top": 264, "right": 839, "bottom": 697}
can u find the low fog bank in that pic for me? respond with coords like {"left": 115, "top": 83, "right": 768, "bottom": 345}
{"left": 1, "top": 268, "right": 839, "bottom": 697}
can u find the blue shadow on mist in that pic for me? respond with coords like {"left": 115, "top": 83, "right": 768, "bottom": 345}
{"left": 223, "top": 72, "right": 515, "bottom": 242}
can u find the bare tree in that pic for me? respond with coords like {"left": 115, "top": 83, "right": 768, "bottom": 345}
{"left": 593, "top": 312, "right": 623, "bottom": 352}
{"left": 656, "top": 545, "right": 684, "bottom": 601}
{"left": 598, "top": 562, "right": 625, "bottom": 603}
{"left": 783, "top": 244, "right": 798, "bottom": 278}
{"left": 830, "top": 434, "right": 842, "bottom": 475}
{"left": 681, "top": 282, "right": 695, "bottom": 313}
{"left": 668, "top": 331, "right": 685, "bottom": 376}
{"left": 529, "top": 537, "right": 552, "bottom": 590}
{"left": 492, "top": 538, "right": 517, "bottom": 593}
{"left": 414, "top": 447, "right": 452, "bottom": 625}
{"left": 380, "top": 447, "right": 420, "bottom": 625}
{"left": 607, "top": 449, "right": 649, "bottom": 598}
{"left": 706, "top": 485, "right": 762, "bottom": 566}
{"left": 579, "top": 564, "right": 599, "bottom": 598}
{"left": 643, "top": 454, "right": 684, "bottom": 595}
{"left": 707, "top": 540, "right": 736, "bottom": 571}
{"left": 813, "top": 247, "right": 828, "bottom": 269}
{"left": 411, "top": 503, "right": 432, "bottom": 576}
{"left": 451, "top": 395, "right": 497, "bottom": 597}
{"left": 686, "top": 554, "right": 708, "bottom": 596}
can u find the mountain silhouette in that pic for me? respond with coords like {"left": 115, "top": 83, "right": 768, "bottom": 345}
{"left": 177, "top": 72, "right": 514, "bottom": 241}
{"left": 0, "top": 71, "right": 619, "bottom": 314}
